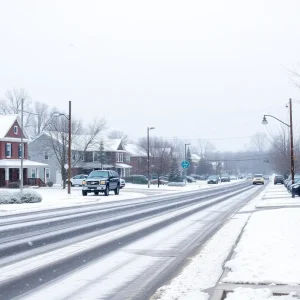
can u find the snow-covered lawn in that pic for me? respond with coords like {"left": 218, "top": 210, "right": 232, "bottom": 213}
{"left": 152, "top": 182, "right": 264, "bottom": 300}
{"left": 225, "top": 288, "right": 298, "bottom": 299}
{"left": 0, "top": 187, "right": 146, "bottom": 214}
{"left": 223, "top": 206, "right": 300, "bottom": 285}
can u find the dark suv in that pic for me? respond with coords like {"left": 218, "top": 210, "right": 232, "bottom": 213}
{"left": 82, "top": 170, "right": 120, "bottom": 196}
{"left": 274, "top": 175, "right": 284, "bottom": 185}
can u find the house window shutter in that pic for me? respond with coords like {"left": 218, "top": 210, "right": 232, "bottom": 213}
{"left": 11, "top": 144, "right": 13, "bottom": 157}
{"left": 18, "top": 144, "right": 21, "bottom": 158}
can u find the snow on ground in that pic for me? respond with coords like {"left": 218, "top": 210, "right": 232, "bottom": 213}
{"left": 152, "top": 184, "right": 264, "bottom": 300}
{"left": 256, "top": 183, "right": 300, "bottom": 208}
{"left": 126, "top": 179, "right": 245, "bottom": 192}
{"left": 223, "top": 206, "right": 300, "bottom": 285}
{"left": 223, "top": 185, "right": 300, "bottom": 285}
{"left": 0, "top": 187, "right": 146, "bottom": 214}
{"left": 224, "top": 288, "right": 299, "bottom": 299}
{"left": 0, "top": 179, "right": 246, "bottom": 214}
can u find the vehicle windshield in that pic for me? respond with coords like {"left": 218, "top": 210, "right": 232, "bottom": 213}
{"left": 208, "top": 176, "right": 217, "bottom": 179}
{"left": 254, "top": 174, "right": 263, "bottom": 177}
{"left": 88, "top": 171, "right": 109, "bottom": 178}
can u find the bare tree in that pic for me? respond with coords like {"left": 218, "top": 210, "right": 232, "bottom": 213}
{"left": 46, "top": 116, "right": 106, "bottom": 188}
{"left": 250, "top": 132, "right": 267, "bottom": 152}
{"left": 30, "top": 102, "right": 50, "bottom": 137}
{"left": 198, "top": 139, "right": 215, "bottom": 158}
{"left": 108, "top": 130, "right": 128, "bottom": 145}
{"left": 139, "top": 137, "right": 173, "bottom": 186}
{"left": 0, "top": 88, "right": 33, "bottom": 128}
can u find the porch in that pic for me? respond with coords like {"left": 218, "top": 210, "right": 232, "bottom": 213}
{"left": 0, "top": 160, "right": 49, "bottom": 187}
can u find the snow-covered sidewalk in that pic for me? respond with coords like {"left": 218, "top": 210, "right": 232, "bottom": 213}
{"left": 219, "top": 184, "right": 300, "bottom": 298}
{"left": 256, "top": 183, "right": 300, "bottom": 208}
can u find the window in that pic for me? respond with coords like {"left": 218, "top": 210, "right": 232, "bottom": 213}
{"left": 31, "top": 168, "right": 36, "bottom": 178}
{"left": 18, "top": 144, "right": 23, "bottom": 158}
{"left": 6, "top": 143, "right": 12, "bottom": 157}
{"left": 45, "top": 168, "right": 50, "bottom": 179}
{"left": 125, "top": 155, "right": 130, "bottom": 163}
{"left": 93, "top": 152, "right": 97, "bottom": 162}
{"left": 116, "top": 152, "right": 123, "bottom": 162}
{"left": 14, "top": 126, "right": 18, "bottom": 135}
{"left": 81, "top": 153, "right": 85, "bottom": 161}
{"left": 72, "top": 152, "right": 77, "bottom": 160}
{"left": 44, "top": 151, "right": 49, "bottom": 160}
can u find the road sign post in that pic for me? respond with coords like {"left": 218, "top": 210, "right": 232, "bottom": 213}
{"left": 181, "top": 160, "right": 190, "bottom": 185}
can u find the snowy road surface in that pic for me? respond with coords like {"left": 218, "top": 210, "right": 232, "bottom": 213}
{"left": 0, "top": 181, "right": 264, "bottom": 299}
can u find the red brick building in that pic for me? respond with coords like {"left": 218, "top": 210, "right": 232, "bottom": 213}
{"left": 0, "top": 115, "right": 48, "bottom": 187}
{"left": 125, "top": 144, "right": 148, "bottom": 176}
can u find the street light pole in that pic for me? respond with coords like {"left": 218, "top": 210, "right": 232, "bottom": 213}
{"left": 68, "top": 101, "right": 72, "bottom": 194}
{"left": 289, "top": 98, "right": 295, "bottom": 186}
{"left": 147, "top": 127, "right": 155, "bottom": 188}
{"left": 262, "top": 98, "right": 295, "bottom": 197}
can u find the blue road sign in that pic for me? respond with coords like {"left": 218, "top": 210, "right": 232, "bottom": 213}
{"left": 181, "top": 160, "right": 190, "bottom": 169}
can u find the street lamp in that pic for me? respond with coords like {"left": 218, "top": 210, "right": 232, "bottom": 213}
{"left": 184, "top": 143, "right": 190, "bottom": 185}
{"left": 147, "top": 127, "right": 155, "bottom": 188}
{"left": 262, "top": 98, "right": 294, "bottom": 197}
{"left": 53, "top": 101, "right": 72, "bottom": 195}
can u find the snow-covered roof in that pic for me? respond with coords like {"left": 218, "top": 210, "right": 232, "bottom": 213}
{"left": 125, "top": 144, "right": 147, "bottom": 157}
{"left": 0, "top": 114, "right": 28, "bottom": 139}
{"left": 0, "top": 159, "right": 48, "bottom": 168}
{"left": 191, "top": 153, "right": 201, "bottom": 161}
{"left": 31, "top": 132, "right": 125, "bottom": 152}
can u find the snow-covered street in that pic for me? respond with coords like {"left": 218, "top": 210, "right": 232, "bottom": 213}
{"left": 0, "top": 180, "right": 261, "bottom": 300}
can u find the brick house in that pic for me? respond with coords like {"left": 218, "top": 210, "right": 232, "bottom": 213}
{"left": 0, "top": 115, "right": 48, "bottom": 187}
{"left": 125, "top": 143, "right": 148, "bottom": 176}
{"left": 73, "top": 139, "right": 132, "bottom": 177}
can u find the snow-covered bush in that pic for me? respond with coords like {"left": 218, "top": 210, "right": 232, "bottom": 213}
{"left": 0, "top": 190, "right": 42, "bottom": 204}
{"left": 167, "top": 182, "right": 185, "bottom": 187}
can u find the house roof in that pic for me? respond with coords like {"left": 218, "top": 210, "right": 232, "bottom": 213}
{"left": 0, "top": 159, "right": 48, "bottom": 168}
{"left": 191, "top": 153, "right": 201, "bottom": 161}
{"left": 31, "top": 132, "right": 125, "bottom": 152}
{"left": 125, "top": 144, "right": 147, "bottom": 157}
{"left": 0, "top": 114, "right": 28, "bottom": 139}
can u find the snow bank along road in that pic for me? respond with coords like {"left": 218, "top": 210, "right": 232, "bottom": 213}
{"left": 0, "top": 181, "right": 264, "bottom": 300}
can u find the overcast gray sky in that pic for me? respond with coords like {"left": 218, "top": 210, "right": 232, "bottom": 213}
{"left": 1, "top": 0, "right": 300, "bottom": 151}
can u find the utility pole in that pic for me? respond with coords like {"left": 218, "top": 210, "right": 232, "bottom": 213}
{"left": 20, "top": 98, "right": 24, "bottom": 193}
{"left": 289, "top": 98, "right": 295, "bottom": 187}
{"left": 68, "top": 101, "right": 72, "bottom": 194}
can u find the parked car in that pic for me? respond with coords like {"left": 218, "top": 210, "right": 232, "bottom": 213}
{"left": 189, "top": 174, "right": 203, "bottom": 180}
{"left": 291, "top": 182, "right": 300, "bottom": 197}
{"left": 263, "top": 175, "right": 270, "bottom": 180}
{"left": 253, "top": 174, "right": 264, "bottom": 185}
{"left": 65, "top": 174, "right": 88, "bottom": 186}
{"left": 247, "top": 174, "right": 253, "bottom": 179}
{"left": 288, "top": 178, "right": 300, "bottom": 192}
{"left": 207, "top": 175, "right": 219, "bottom": 184}
{"left": 221, "top": 174, "right": 231, "bottom": 182}
{"left": 230, "top": 175, "right": 237, "bottom": 180}
{"left": 274, "top": 175, "right": 284, "bottom": 185}
{"left": 120, "top": 178, "right": 125, "bottom": 188}
{"left": 186, "top": 176, "right": 196, "bottom": 183}
{"left": 286, "top": 175, "right": 300, "bottom": 191}
{"left": 82, "top": 170, "right": 120, "bottom": 196}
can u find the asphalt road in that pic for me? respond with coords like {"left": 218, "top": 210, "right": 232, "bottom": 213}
{"left": 0, "top": 181, "right": 265, "bottom": 300}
